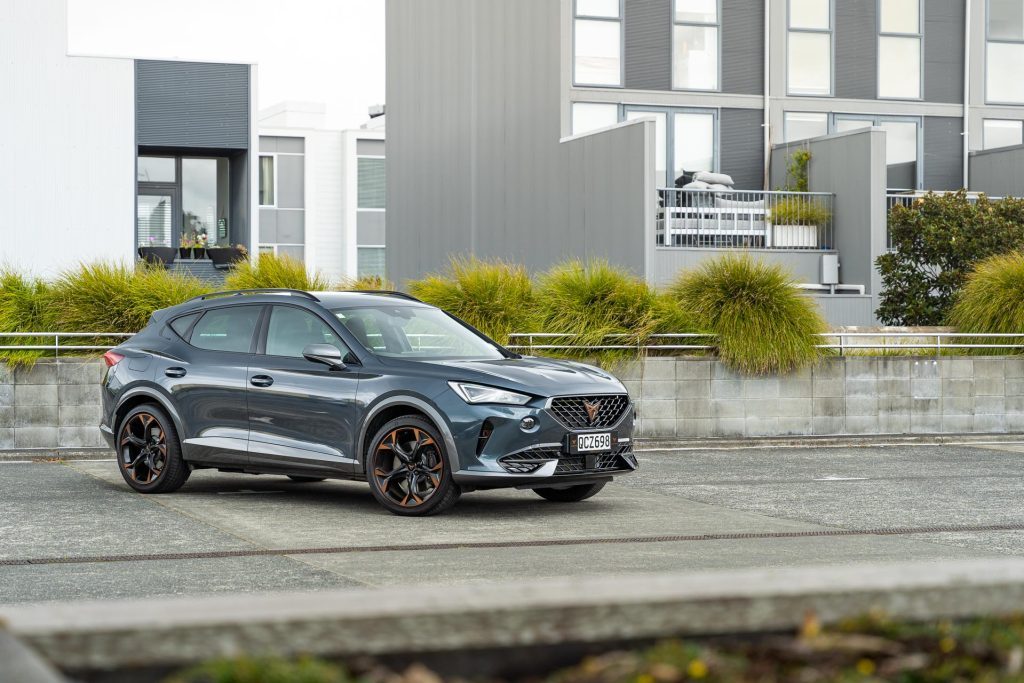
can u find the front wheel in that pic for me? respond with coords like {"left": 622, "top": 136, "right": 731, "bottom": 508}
{"left": 367, "top": 416, "right": 460, "bottom": 516}
{"left": 533, "top": 482, "right": 606, "bottom": 503}
{"left": 116, "top": 404, "right": 189, "bottom": 494}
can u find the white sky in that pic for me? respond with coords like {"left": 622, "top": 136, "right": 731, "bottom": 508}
{"left": 66, "top": 0, "right": 385, "bottom": 130}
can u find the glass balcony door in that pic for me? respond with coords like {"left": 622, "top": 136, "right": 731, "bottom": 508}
{"left": 137, "top": 187, "right": 178, "bottom": 249}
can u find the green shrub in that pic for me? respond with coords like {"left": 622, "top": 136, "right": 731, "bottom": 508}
{"left": 947, "top": 251, "right": 1024, "bottom": 352}
{"left": 0, "top": 271, "right": 59, "bottom": 365}
{"left": 408, "top": 257, "right": 534, "bottom": 344}
{"left": 532, "top": 260, "right": 663, "bottom": 354}
{"left": 668, "top": 254, "right": 825, "bottom": 374}
{"left": 166, "top": 656, "right": 352, "bottom": 683}
{"left": 768, "top": 196, "right": 831, "bottom": 226}
{"left": 225, "top": 253, "right": 330, "bottom": 291}
{"left": 785, "top": 147, "right": 811, "bottom": 192}
{"left": 878, "top": 191, "right": 1024, "bottom": 325}
{"left": 337, "top": 274, "right": 395, "bottom": 291}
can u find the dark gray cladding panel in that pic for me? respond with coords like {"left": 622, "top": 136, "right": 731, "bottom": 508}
{"left": 835, "top": 0, "right": 876, "bottom": 100}
{"left": 924, "top": 0, "right": 965, "bottom": 103}
{"left": 624, "top": 0, "right": 672, "bottom": 91}
{"left": 136, "top": 60, "right": 250, "bottom": 149}
{"left": 720, "top": 108, "right": 764, "bottom": 189}
{"left": 722, "top": 0, "right": 764, "bottom": 95}
{"left": 924, "top": 116, "right": 964, "bottom": 191}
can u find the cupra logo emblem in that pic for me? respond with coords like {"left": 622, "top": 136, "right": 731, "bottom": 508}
{"left": 583, "top": 400, "right": 602, "bottom": 425}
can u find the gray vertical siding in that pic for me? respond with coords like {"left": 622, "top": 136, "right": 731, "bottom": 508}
{"left": 923, "top": 116, "right": 964, "bottom": 190}
{"left": 136, "top": 61, "right": 250, "bottom": 148}
{"left": 721, "top": 0, "right": 764, "bottom": 95}
{"left": 969, "top": 146, "right": 1024, "bottom": 197}
{"left": 923, "top": 0, "right": 964, "bottom": 103}
{"left": 624, "top": 0, "right": 671, "bottom": 91}
{"left": 720, "top": 108, "right": 764, "bottom": 189}
{"left": 835, "top": 0, "right": 876, "bottom": 100}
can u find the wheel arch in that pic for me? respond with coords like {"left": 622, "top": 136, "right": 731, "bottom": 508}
{"left": 113, "top": 387, "right": 185, "bottom": 442}
{"left": 357, "top": 396, "right": 460, "bottom": 473}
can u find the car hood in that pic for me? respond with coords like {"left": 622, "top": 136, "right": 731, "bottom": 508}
{"left": 425, "top": 356, "right": 626, "bottom": 398}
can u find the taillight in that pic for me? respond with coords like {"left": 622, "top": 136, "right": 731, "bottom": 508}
{"left": 103, "top": 351, "right": 125, "bottom": 368}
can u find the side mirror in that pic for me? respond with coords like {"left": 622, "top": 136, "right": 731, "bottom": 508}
{"left": 302, "top": 343, "right": 347, "bottom": 370}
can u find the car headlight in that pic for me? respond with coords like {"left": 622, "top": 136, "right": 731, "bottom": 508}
{"left": 448, "top": 382, "right": 531, "bottom": 405}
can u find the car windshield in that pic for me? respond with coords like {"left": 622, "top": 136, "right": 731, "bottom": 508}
{"left": 333, "top": 306, "right": 505, "bottom": 360}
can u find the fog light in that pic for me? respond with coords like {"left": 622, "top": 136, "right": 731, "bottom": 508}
{"left": 520, "top": 417, "right": 537, "bottom": 431}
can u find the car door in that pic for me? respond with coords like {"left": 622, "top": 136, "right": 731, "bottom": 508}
{"left": 246, "top": 304, "right": 361, "bottom": 476}
{"left": 159, "top": 304, "right": 261, "bottom": 466}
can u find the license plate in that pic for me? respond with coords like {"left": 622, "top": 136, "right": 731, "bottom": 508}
{"left": 570, "top": 432, "right": 613, "bottom": 453}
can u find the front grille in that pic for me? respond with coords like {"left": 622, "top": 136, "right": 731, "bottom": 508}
{"left": 548, "top": 394, "right": 630, "bottom": 430}
{"left": 555, "top": 444, "right": 635, "bottom": 474}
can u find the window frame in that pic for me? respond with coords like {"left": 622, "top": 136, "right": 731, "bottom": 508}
{"left": 786, "top": 0, "right": 835, "bottom": 97}
{"left": 572, "top": 0, "right": 624, "bottom": 88}
{"left": 982, "top": 118, "right": 1024, "bottom": 149}
{"left": 877, "top": 0, "right": 924, "bottom": 101}
{"left": 258, "top": 154, "right": 277, "bottom": 208}
{"left": 829, "top": 113, "right": 924, "bottom": 190}
{"left": 985, "top": 0, "right": 1024, "bottom": 104}
{"left": 671, "top": 0, "right": 722, "bottom": 92}
{"left": 186, "top": 304, "right": 263, "bottom": 355}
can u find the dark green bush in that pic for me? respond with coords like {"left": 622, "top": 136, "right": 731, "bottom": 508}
{"left": 408, "top": 257, "right": 534, "bottom": 344}
{"left": 668, "top": 254, "right": 825, "bottom": 375}
{"left": 165, "top": 656, "right": 352, "bottom": 683}
{"left": 947, "top": 252, "right": 1024, "bottom": 351}
{"left": 225, "top": 253, "right": 330, "bottom": 291}
{"left": 878, "top": 191, "right": 1024, "bottom": 325}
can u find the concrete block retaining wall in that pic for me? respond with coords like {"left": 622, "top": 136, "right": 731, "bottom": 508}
{"left": 3, "top": 356, "right": 1024, "bottom": 450}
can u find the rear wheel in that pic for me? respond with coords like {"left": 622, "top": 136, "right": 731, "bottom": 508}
{"left": 287, "top": 476, "right": 326, "bottom": 483}
{"left": 367, "top": 416, "right": 460, "bottom": 516}
{"left": 116, "top": 404, "right": 189, "bottom": 494}
{"left": 533, "top": 482, "right": 606, "bottom": 503}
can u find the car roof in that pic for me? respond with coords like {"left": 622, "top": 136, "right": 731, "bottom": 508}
{"left": 312, "top": 291, "right": 432, "bottom": 309}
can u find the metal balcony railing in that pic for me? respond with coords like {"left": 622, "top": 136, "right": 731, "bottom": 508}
{"left": 657, "top": 188, "right": 834, "bottom": 250}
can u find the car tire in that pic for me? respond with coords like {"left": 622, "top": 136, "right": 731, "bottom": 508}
{"left": 115, "top": 404, "right": 190, "bottom": 494}
{"left": 287, "top": 476, "right": 326, "bottom": 483}
{"left": 366, "top": 416, "right": 460, "bottom": 516}
{"left": 533, "top": 482, "right": 606, "bottom": 503}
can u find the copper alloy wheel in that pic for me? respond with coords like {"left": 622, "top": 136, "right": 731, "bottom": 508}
{"left": 118, "top": 412, "right": 168, "bottom": 485}
{"left": 372, "top": 426, "right": 444, "bottom": 508}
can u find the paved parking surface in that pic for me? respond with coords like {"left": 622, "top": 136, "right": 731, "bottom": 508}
{"left": 2, "top": 442, "right": 1023, "bottom": 604}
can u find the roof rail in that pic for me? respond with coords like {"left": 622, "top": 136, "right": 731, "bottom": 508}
{"left": 188, "top": 288, "right": 320, "bottom": 303}
{"left": 346, "top": 290, "right": 423, "bottom": 303}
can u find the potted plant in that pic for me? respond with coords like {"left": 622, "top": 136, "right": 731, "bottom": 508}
{"left": 193, "top": 231, "right": 209, "bottom": 260}
{"left": 767, "top": 197, "right": 832, "bottom": 248}
{"left": 138, "top": 237, "right": 177, "bottom": 267}
{"left": 207, "top": 243, "right": 249, "bottom": 269}
{"left": 179, "top": 235, "right": 195, "bottom": 260}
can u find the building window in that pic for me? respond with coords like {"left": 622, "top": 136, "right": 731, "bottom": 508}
{"left": 574, "top": 0, "right": 621, "bottom": 86}
{"left": 787, "top": 0, "right": 832, "bottom": 95}
{"left": 833, "top": 114, "right": 921, "bottom": 189}
{"left": 673, "top": 0, "right": 719, "bottom": 91}
{"left": 784, "top": 112, "right": 829, "bottom": 142}
{"left": 358, "top": 247, "right": 386, "bottom": 279}
{"left": 259, "top": 156, "right": 275, "bottom": 207}
{"left": 987, "top": 0, "right": 1024, "bottom": 103}
{"left": 626, "top": 109, "right": 669, "bottom": 185}
{"left": 983, "top": 118, "right": 1024, "bottom": 149}
{"left": 571, "top": 102, "right": 620, "bottom": 135}
{"left": 878, "top": 0, "right": 921, "bottom": 99}
{"left": 357, "top": 157, "right": 386, "bottom": 209}
{"left": 674, "top": 111, "right": 716, "bottom": 180}
{"left": 137, "top": 156, "right": 175, "bottom": 183}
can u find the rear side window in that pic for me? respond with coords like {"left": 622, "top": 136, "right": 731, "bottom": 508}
{"left": 168, "top": 313, "right": 200, "bottom": 340}
{"left": 190, "top": 306, "right": 261, "bottom": 353}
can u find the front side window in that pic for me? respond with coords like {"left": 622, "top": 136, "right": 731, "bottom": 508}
{"left": 574, "top": 1, "right": 621, "bottom": 86}
{"left": 259, "top": 156, "right": 275, "bottom": 206}
{"left": 335, "top": 306, "right": 504, "bottom": 360}
{"left": 673, "top": 0, "right": 719, "bottom": 90}
{"left": 265, "top": 306, "right": 350, "bottom": 359}
{"left": 788, "top": 0, "right": 832, "bottom": 95}
{"left": 190, "top": 306, "right": 261, "bottom": 353}
{"left": 784, "top": 111, "right": 829, "bottom": 141}
{"left": 988, "top": 0, "right": 1024, "bottom": 102}
{"left": 878, "top": 0, "right": 921, "bottom": 99}
{"left": 983, "top": 119, "right": 1024, "bottom": 149}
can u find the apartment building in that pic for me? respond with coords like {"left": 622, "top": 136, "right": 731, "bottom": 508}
{"left": 386, "top": 0, "right": 1024, "bottom": 324}
{"left": 257, "top": 102, "right": 387, "bottom": 282}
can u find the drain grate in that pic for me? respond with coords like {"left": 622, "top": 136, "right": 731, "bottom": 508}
{"left": 3, "top": 523, "right": 1024, "bottom": 567}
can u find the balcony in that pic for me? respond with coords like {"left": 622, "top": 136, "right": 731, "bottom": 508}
{"left": 656, "top": 189, "right": 834, "bottom": 250}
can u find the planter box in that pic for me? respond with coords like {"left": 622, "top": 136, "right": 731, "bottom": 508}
{"left": 770, "top": 224, "right": 818, "bottom": 248}
{"left": 206, "top": 247, "right": 246, "bottom": 269}
{"left": 137, "top": 247, "right": 177, "bottom": 266}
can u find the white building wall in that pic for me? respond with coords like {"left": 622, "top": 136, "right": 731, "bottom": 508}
{"left": 305, "top": 129, "right": 347, "bottom": 281}
{"left": 0, "top": 0, "right": 135, "bottom": 277}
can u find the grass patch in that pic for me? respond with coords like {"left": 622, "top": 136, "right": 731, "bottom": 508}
{"left": 668, "top": 254, "right": 825, "bottom": 375}
{"left": 947, "top": 251, "right": 1024, "bottom": 354}
{"left": 408, "top": 257, "right": 534, "bottom": 345}
{"left": 225, "top": 254, "right": 331, "bottom": 291}
{"left": 0, "top": 270, "right": 59, "bottom": 366}
{"left": 166, "top": 656, "right": 352, "bottom": 683}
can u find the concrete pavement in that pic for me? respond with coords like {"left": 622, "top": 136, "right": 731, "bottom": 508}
{"left": 2, "top": 442, "right": 1023, "bottom": 604}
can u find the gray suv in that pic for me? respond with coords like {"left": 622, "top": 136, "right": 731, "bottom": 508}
{"left": 99, "top": 289, "right": 636, "bottom": 515}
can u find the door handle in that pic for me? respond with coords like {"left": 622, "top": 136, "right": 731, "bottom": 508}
{"left": 164, "top": 367, "right": 187, "bottom": 378}
{"left": 250, "top": 375, "right": 274, "bottom": 388}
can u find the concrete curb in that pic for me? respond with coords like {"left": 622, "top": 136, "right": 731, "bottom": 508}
{"left": 7, "top": 559, "right": 1024, "bottom": 675}
{"left": 0, "top": 449, "right": 110, "bottom": 462}
{"left": 636, "top": 432, "right": 1024, "bottom": 450}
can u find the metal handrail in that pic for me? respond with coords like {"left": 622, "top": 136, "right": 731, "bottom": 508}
{"left": 0, "top": 332, "right": 134, "bottom": 354}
